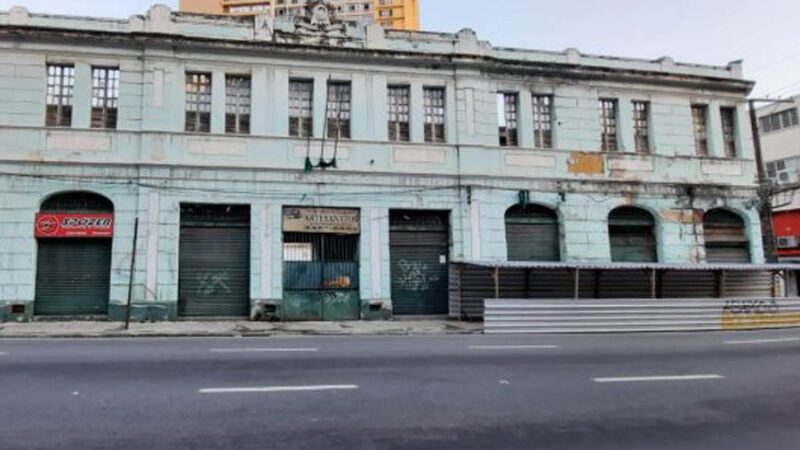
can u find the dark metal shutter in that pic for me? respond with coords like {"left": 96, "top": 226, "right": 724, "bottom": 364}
{"left": 35, "top": 239, "right": 112, "bottom": 316}
{"left": 704, "top": 209, "right": 750, "bottom": 263}
{"left": 390, "top": 211, "right": 450, "bottom": 315}
{"left": 179, "top": 205, "right": 250, "bottom": 317}
{"left": 505, "top": 205, "right": 560, "bottom": 261}
{"left": 609, "top": 207, "right": 657, "bottom": 263}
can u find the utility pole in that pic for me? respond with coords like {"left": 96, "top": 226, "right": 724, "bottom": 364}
{"left": 748, "top": 98, "right": 794, "bottom": 263}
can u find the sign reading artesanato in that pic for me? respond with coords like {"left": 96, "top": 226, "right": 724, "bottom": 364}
{"left": 283, "top": 207, "right": 360, "bottom": 235}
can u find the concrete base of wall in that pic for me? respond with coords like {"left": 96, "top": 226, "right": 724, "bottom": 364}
{"left": 108, "top": 303, "right": 178, "bottom": 323}
{"left": 0, "top": 302, "right": 34, "bottom": 323}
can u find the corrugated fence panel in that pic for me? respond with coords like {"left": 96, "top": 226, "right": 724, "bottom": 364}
{"left": 485, "top": 298, "right": 800, "bottom": 334}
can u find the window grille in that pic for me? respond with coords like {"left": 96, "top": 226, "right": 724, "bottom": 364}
{"left": 289, "top": 80, "right": 314, "bottom": 138}
{"left": 692, "top": 105, "right": 709, "bottom": 156}
{"left": 720, "top": 107, "right": 737, "bottom": 158}
{"left": 185, "top": 72, "right": 212, "bottom": 133}
{"left": 327, "top": 82, "right": 351, "bottom": 140}
{"left": 90, "top": 67, "right": 119, "bottom": 130}
{"left": 632, "top": 101, "right": 650, "bottom": 154}
{"left": 388, "top": 85, "right": 410, "bottom": 142}
{"left": 46, "top": 64, "right": 75, "bottom": 127}
{"left": 498, "top": 92, "right": 519, "bottom": 147}
{"left": 600, "top": 98, "right": 618, "bottom": 152}
{"left": 532, "top": 95, "right": 553, "bottom": 148}
{"left": 423, "top": 87, "right": 446, "bottom": 143}
{"left": 225, "top": 75, "right": 251, "bottom": 135}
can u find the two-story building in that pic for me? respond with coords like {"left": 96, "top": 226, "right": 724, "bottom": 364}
{"left": 0, "top": 4, "right": 766, "bottom": 322}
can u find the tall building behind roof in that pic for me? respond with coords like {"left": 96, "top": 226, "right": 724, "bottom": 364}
{"left": 178, "top": 0, "right": 420, "bottom": 30}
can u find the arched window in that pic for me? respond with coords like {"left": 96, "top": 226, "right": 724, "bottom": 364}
{"left": 41, "top": 191, "right": 113, "bottom": 213}
{"left": 704, "top": 209, "right": 750, "bottom": 263}
{"left": 505, "top": 204, "right": 560, "bottom": 262}
{"left": 608, "top": 207, "right": 657, "bottom": 263}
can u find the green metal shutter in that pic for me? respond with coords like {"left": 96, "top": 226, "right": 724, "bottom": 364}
{"left": 35, "top": 239, "right": 112, "bottom": 316}
{"left": 609, "top": 208, "right": 658, "bottom": 263}
{"left": 704, "top": 210, "right": 750, "bottom": 263}
{"left": 178, "top": 207, "right": 250, "bottom": 317}
{"left": 505, "top": 205, "right": 560, "bottom": 262}
{"left": 390, "top": 211, "right": 450, "bottom": 315}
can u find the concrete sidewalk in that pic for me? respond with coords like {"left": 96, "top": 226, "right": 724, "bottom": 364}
{"left": 0, "top": 320, "right": 482, "bottom": 338}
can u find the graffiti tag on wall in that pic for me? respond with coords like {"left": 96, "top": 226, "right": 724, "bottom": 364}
{"left": 721, "top": 299, "right": 800, "bottom": 331}
{"left": 196, "top": 272, "right": 232, "bottom": 296}
{"left": 397, "top": 260, "right": 440, "bottom": 292}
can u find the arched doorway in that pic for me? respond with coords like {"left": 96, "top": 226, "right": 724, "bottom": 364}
{"left": 608, "top": 207, "right": 658, "bottom": 263}
{"left": 35, "top": 192, "right": 114, "bottom": 316}
{"left": 505, "top": 204, "right": 561, "bottom": 262}
{"left": 704, "top": 209, "right": 751, "bottom": 263}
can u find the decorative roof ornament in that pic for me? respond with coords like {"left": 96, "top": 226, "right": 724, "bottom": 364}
{"left": 273, "top": 0, "right": 355, "bottom": 47}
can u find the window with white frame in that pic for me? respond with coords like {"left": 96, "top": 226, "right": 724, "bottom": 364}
{"left": 692, "top": 105, "right": 709, "bottom": 156}
{"left": 600, "top": 98, "right": 618, "bottom": 152}
{"left": 327, "top": 81, "right": 351, "bottom": 140}
{"left": 498, "top": 92, "right": 519, "bottom": 147}
{"left": 185, "top": 72, "right": 212, "bottom": 133}
{"left": 225, "top": 75, "right": 251, "bottom": 135}
{"left": 632, "top": 101, "right": 650, "bottom": 154}
{"left": 46, "top": 64, "right": 75, "bottom": 127}
{"left": 289, "top": 79, "right": 313, "bottom": 138}
{"left": 90, "top": 67, "right": 119, "bottom": 130}
{"left": 532, "top": 94, "right": 553, "bottom": 148}
{"left": 387, "top": 85, "right": 410, "bottom": 142}
{"left": 423, "top": 87, "right": 446, "bottom": 143}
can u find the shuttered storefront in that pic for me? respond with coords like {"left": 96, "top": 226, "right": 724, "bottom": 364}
{"left": 505, "top": 204, "right": 561, "bottom": 261}
{"left": 704, "top": 209, "right": 751, "bottom": 263}
{"left": 609, "top": 207, "right": 658, "bottom": 263}
{"left": 35, "top": 192, "right": 114, "bottom": 316}
{"left": 390, "top": 210, "right": 450, "bottom": 315}
{"left": 178, "top": 204, "right": 250, "bottom": 317}
{"left": 35, "top": 239, "right": 112, "bottom": 316}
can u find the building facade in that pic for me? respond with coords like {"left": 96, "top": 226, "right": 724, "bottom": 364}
{"left": 179, "top": 0, "right": 420, "bottom": 30}
{"left": 0, "top": 5, "right": 761, "bottom": 322}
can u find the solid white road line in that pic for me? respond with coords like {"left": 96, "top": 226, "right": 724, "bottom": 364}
{"left": 469, "top": 345, "right": 560, "bottom": 350}
{"left": 593, "top": 374, "right": 725, "bottom": 384}
{"left": 209, "top": 348, "right": 319, "bottom": 353}
{"left": 199, "top": 385, "right": 358, "bottom": 394}
{"left": 725, "top": 337, "right": 800, "bottom": 345}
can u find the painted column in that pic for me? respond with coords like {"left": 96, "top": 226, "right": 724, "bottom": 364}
{"left": 470, "top": 200, "right": 481, "bottom": 260}
{"left": 617, "top": 96, "right": 635, "bottom": 153}
{"left": 72, "top": 63, "right": 91, "bottom": 129}
{"left": 518, "top": 90, "right": 534, "bottom": 148}
{"left": 410, "top": 82, "right": 425, "bottom": 143}
{"left": 250, "top": 67, "right": 268, "bottom": 136}
{"left": 707, "top": 101, "right": 724, "bottom": 158}
{"left": 211, "top": 71, "right": 225, "bottom": 134}
{"left": 144, "top": 191, "right": 160, "bottom": 302}
{"left": 259, "top": 204, "right": 273, "bottom": 301}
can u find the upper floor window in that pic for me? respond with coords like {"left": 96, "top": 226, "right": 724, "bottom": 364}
{"left": 720, "top": 107, "right": 737, "bottom": 158}
{"left": 532, "top": 94, "right": 553, "bottom": 148}
{"left": 760, "top": 108, "right": 799, "bottom": 134}
{"left": 632, "top": 101, "right": 650, "bottom": 155}
{"left": 90, "top": 67, "right": 119, "bottom": 130}
{"left": 424, "top": 87, "right": 446, "bottom": 143}
{"left": 46, "top": 64, "right": 75, "bottom": 127}
{"left": 225, "top": 75, "right": 251, "bottom": 135}
{"left": 692, "top": 105, "right": 709, "bottom": 156}
{"left": 387, "top": 85, "right": 410, "bottom": 142}
{"left": 185, "top": 72, "right": 211, "bottom": 133}
{"left": 289, "top": 79, "right": 313, "bottom": 138}
{"left": 327, "top": 81, "right": 351, "bottom": 140}
{"left": 599, "top": 98, "right": 618, "bottom": 152}
{"left": 498, "top": 92, "right": 519, "bottom": 147}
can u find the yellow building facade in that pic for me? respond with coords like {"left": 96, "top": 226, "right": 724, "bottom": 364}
{"left": 179, "top": 0, "right": 419, "bottom": 30}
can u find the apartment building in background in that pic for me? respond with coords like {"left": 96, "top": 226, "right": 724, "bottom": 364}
{"left": 757, "top": 95, "right": 800, "bottom": 260}
{"left": 178, "top": 0, "right": 420, "bottom": 30}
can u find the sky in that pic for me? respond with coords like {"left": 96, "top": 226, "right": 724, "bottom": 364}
{"left": 2, "top": 0, "right": 799, "bottom": 97}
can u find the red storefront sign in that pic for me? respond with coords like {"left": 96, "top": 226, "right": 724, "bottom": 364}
{"left": 34, "top": 213, "right": 114, "bottom": 238}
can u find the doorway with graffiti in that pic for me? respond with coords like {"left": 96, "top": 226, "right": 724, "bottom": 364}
{"left": 390, "top": 210, "right": 451, "bottom": 315}
{"left": 282, "top": 207, "right": 361, "bottom": 321}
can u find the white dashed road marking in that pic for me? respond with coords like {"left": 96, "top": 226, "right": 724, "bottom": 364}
{"left": 209, "top": 348, "right": 319, "bottom": 353}
{"left": 469, "top": 345, "right": 560, "bottom": 350}
{"left": 725, "top": 338, "right": 800, "bottom": 345}
{"left": 593, "top": 374, "right": 725, "bottom": 384}
{"left": 199, "top": 385, "right": 359, "bottom": 394}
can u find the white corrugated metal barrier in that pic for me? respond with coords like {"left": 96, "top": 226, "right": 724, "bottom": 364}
{"left": 484, "top": 298, "right": 800, "bottom": 334}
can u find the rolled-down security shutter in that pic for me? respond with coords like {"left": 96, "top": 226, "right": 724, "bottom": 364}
{"left": 609, "top": 207, "right": 657, "bottom": 263}
{"left": 505, "top": 204, "right": 560, "bottom": 262}
{"left": 35, "top": 239, "right": 112, "bottom": 316}
{"left": 704, "top": 209, "right": 750, "bottom": 263}
{"left": 35, "top": 191, "right": 114, "bottom": 316}
{"left": 390, "top": 211, "right": 450, "bottom": 315}
{"left": 178, "top": 205, "right": 250, "bottom": 317}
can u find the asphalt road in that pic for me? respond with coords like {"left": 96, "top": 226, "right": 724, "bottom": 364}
{"left": 1, "top": 330, "right": 800, "bottom": 450}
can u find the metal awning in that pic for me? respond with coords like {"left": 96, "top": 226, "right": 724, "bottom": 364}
{"left": 454, "top": 260, "right": 800, "bottom": 272}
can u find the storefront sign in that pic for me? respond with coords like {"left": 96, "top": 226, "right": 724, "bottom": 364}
{"left": 283, "top": 207, "right": 360, "bottom": 235}
{"left": 35, "top": 213, "right": 114, "bottom": 238}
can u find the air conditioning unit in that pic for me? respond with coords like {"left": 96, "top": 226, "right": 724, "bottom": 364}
{"left": 777, "top": 236, "right": 799, "bottom": 249}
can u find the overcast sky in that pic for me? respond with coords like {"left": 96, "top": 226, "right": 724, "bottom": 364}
{"left": 2, "top": 0, "right": 799, "bottom": 97}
